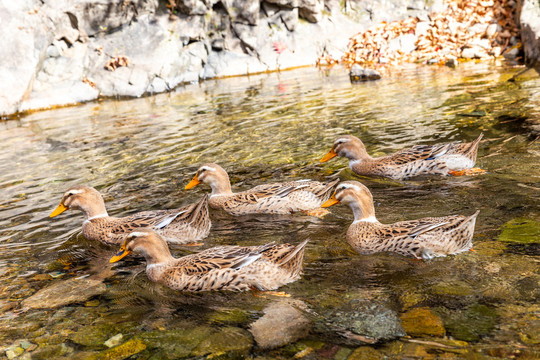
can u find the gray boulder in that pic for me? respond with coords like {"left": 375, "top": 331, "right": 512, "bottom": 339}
{"left": 350, "top": 65, "right": 382, "bottom": 82}
{"left": 520, "top": 0, "right": 540, "bottom": 66}
{"left": 0, "top": 0, "right": 434, "bottom": 116}
{"left": 223, "top": 0, "right": 260, "bottom": 25}
{"left": 298, "top": 0, "right": 324, "bottom": 23}
{"left": 0, "top": 0, "right": 53, "bottom": 115}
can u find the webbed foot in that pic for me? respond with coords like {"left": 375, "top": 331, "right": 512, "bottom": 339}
{"left": 301, "top": 208, "right": 330, "bottom": 218}
{"left": 449, "top": 168, "right": 486, "bottom": 176}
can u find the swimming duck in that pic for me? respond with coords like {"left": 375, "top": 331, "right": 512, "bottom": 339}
{"left": 185, "top": 163, "right": 339, "bottom": 216}
{"left": 109, "top": 229, "right": 308, "bottom": 292}
{"left": 320, "top": 134, "right": 484, "bottom": 180}
{"left": 322, "top": 181, "right": 479, "bottom": 259}
{"left": 50, "top": 185, "right": 211, "bottom": 245}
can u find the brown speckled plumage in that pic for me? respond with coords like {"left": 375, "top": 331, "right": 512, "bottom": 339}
{"left": 186, "top": 163, "right": 338, "bottom": 215}
{"left": 320, "top": 134, "right": 483, "bottom": 180}
{"left": 323, "top": 181, "right": 479, "bottom": 260}
{"left": 111, "top": 230, "right": 308, "bottom": 292}
{"left": 51, "top": 186, "right": 211, "bottom": 245}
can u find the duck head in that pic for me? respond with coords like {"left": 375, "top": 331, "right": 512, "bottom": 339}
{"left": 109, "top": 229, "right": 173, "bottom": 265}
{"left": 50, "top": 185, "right": 108, "bottom": 219}
{"left": 185, "top": 163, "right": 233, "bottom": 196}
{"left": 322, "top": 181, "right": 377, "bottom": 222}
{"left": 320, "top": 135, "right": 370, "bottom": 163}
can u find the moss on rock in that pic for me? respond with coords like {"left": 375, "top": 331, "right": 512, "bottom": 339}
{"left": 498, "top": 218, "right": 540, "bottom": 244}
{"left": 88, "top": 339, "right": 146, "bottom": 360}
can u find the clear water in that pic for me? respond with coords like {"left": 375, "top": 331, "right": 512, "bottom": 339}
{"left": 0, "top": 62, "right": 539, "bottom": 359}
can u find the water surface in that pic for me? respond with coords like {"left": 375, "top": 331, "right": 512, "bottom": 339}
{"left": 0, "top": 62, "right": 539, "bottom": 359}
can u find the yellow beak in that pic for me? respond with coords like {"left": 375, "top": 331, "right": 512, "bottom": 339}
{"left": 185, "top": 174, "right": 201, "bottom": 190}
{"left": 320, "top": 148, "right": 338, "bottom": 163}
{"left": 110, "top": 243, "right": 131, "bottom": 263}
{"left": 50, "top": 203, "right": 68, "bottom": 218}
{"left": 321, "top": 193, "right": 340, "bottom": 208}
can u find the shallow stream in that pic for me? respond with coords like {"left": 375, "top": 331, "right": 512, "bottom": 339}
{"left": 1, "top": 62, "right": 539, "bottom": 359}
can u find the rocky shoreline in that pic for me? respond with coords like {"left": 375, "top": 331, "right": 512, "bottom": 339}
{"left": 1, "top": 0, "right": 540, "bottom": 117}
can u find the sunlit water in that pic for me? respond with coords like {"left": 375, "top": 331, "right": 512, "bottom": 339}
{"left": 0, "top": 62, "right": 539, "bottom": 359}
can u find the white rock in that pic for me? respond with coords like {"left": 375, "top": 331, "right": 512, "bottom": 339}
{"left": 486, "top": 23, "right": 500, "bottom": 38}
{"left": 104, "top": 334, "right": 123, "bottom": 348}
{"left": 467, "top": 23, "right": 488, "bottom": 35}
{"left": 461, "top": 47, "right": 477, "bottom": 59}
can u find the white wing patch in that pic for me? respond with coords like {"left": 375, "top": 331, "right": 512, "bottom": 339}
{"left": 155, "top": 210, "right": 187, "bottom": 229}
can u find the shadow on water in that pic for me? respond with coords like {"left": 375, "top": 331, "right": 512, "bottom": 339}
{"left": 0, "top": 62, "right": 539, "bottom": 358}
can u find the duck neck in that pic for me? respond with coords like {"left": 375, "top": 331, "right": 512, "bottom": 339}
{"left": 209, "top": 177, "right": 233, "bottom": 196}
{"left": 349, "top": 198, "right": 376, "bottom": 223}
{"left": 145, "top": 248, "right": 175, "bottom": 282}
{"left": 143, "top": 242, "right": 175, "bottom": 266}
{"left": 81, "top": 202, "right": 109, "bottom": 220}
{"left": 347, "top": 145, "right": 372, "bottom": 163}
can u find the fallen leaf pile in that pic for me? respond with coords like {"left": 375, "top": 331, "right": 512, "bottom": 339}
{"left": 104, "top": 56, "right": 130, "bottom": 71}
{"left": 318, "top": 0, "right": 519, "bottom": 67}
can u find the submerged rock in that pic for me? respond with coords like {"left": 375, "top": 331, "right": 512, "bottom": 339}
{"left": 71, "top": 322, "right": 136, "bottom": 348}
{"left": 400, "top": 307, "right": 445, "bottom": 337}
{"left": 190, "top": 326, "right": 253, "bottom": 357}
{"left": 436, "top": 304, "right": 498, "bottom": 342}
{"left": 348, "top": 346, "right": 384, "bottom": 360}
{"left": 316, "top": 299, "right": 405, "bottom": 345}
{"left": 249, "top": 299, "right": 312, "bottom": 349}
{"left": 430, "top": 280, "right": 474, "bottom": 296}
{"left": 136, "top": 326, "right": 213, "bottom": 358}
{"left": 209, "top": 308, "right": 252, "bottom": 325}
{"left": 135, "top": 325, "right": 252, "bottom": 358}
{"left": 349, "top": 65, "right": 382, "bottom": 82}
{"left": 21, "top": 277, "right": 106, "bottom": 310}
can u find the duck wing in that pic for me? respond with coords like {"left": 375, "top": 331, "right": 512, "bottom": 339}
{"left": 222, "top": 180, "right": 332, "bottom": 209}
{"left": 389, "top": 143, "right": 453, "bottom": 165}
{"left": 171, "top": 243, "right": 276, "bottom": 275}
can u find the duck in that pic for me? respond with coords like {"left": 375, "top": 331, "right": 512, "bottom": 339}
{"left": 320, "top": 134, "right": 484, "bottom": 180}
{"left": 321, "top": 181, "right": 479, "bottom": 260}
{"left": 184, "top": 163, "right": 339, "bottom": 216}
{"left": 50, "top": 185, "right": 211, "bottom": 245}
{"left": 109, "top": 229, "right": 308, "bottom": 292}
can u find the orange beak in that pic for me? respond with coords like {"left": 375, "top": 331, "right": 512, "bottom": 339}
{"left": 185, "top": 174, "right": 201, "bottom": 190}
{"left": 110, "top": 240, "right": 131, "bottom": 263}
{"left": 321, "top": 193, "right": 340, "bottom": 208}
{"left": 320, "top": 148, "right": 338, "bottom": 163}
{"left": 50, "top": 203, "right": 68, "bottom": 217}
